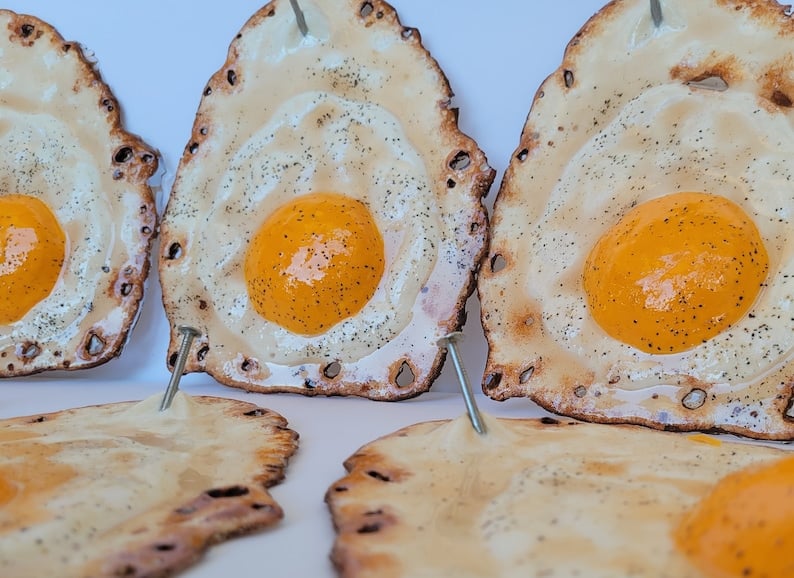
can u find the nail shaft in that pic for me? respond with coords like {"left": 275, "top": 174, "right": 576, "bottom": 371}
{"left": 289, "top": 0, "right": 309, "bottom": 37}
{"left": 650, "top": 0, "right": 663, "bottom": 27}
{"left": 443, "top": 332, "right": 487, "bottom": 435}
{"left": 159, "top": 326, "right": 200, "bottom": 411}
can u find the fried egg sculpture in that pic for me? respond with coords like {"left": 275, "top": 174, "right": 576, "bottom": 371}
{"left": 159, "top": 0, "right": 493, "bottom": 399}
{"left": 327, "top": 414, "right": 794, "bottom": 577}
{"left": 0, "top": 11, "right": 158, "bottom": 377}
{"left": 478, "top": 0, "right": 794, "bottom": 439}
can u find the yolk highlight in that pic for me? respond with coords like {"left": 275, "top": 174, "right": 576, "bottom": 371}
{"left": 583, "top": 192, "right": 769, "bottom": 353}
{"left": 244, "top": 192, "right": 385, "bottom": 335}
{"left": 674, "top": 455, "right": 794, "bottom": 578}
{"left": 0, "top": 194, "right": 66, "bottom": 324}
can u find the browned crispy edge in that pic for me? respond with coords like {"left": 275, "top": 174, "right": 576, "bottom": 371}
{"left": 0, "top": 11, "right": 160, "bottom": 377}
{"left": 159, "top": 0, "right": 495, "bottom": 400}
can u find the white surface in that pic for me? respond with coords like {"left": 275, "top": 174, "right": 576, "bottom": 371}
{"left": 0, "top": 1, "right": 607, "bottom": 576}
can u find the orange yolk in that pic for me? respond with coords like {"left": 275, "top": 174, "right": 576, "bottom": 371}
{"left": 244, "top": 192, "right": 385, "bottom": 335}
{"left": 0, "top": 194, "right": 66, "bottom": 324}
{"left": 675, "top": 455, "right": 794, "bottom": 578}
{"left": 583, "top": 192, "right": 769, "bottom": 353}
{"left": 0, "top": 476, "right": 16, "bottom": 507}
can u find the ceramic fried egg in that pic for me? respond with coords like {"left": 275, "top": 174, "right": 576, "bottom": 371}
{"left": 0, "top": 11, "right": 158, "bottom": 377}
{"left": 159, "top": 0, "right": 493, "bottom": 399}
{"left": 327, "top": 414, "right": 794, "bottom": 577}
{"left": 478, "top": 0, "right": 794, "bottom": 439}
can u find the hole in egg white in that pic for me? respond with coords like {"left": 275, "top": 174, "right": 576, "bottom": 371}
{"left": 19, "top": 23, "right": 34, "bottom": 38}
{"left": 207, "top": 485, "right": 249, "bottom": 499}
{"left": 449, "top": 150, "right": 471, "bottom": 171}
{"left": 519, "top": 366, "right": 534, "bottom": 384}
{"left": 401, "top": 27, "right": 414, "bottom": 39}
{"left": 113, "top": 146, "right": 134, "bottom": 164}
{"left": 574, "top": 385, "right": 587, "bottom": 398}
{"left": 394, "top": 360, "right": 415, "bottom": 388}
{"left": 153, "top": 543, "right": 176, "bottom": 552}
{"left": 243, "top": 408, "right": 267, "bottom": 417}
{"left": 240, "top": 358, "right": 257, "bottom": 373}
{"left": 516, "top": 148, "right": 529, "bottom": 162}
{"left": 484, "top": 372, "right": 502, "bottom": 390}
{"left": 102, "top": 98, "right": 114, "bottom": 113}
{"left": 686, "top": 75, "right": 728, "bottom": 92}
{"left": 682, "top": 388, "right": 707, "bottom": 410}
{"left": 323, "top": 361, "right": 342, "bottom": 379}
{"left": 18, "top": 342, "right": 40, "bottom": 360}
{"left": 227, "top": 69, "right": 237, "bottom": 86}
{"left": 563, "top": 69, "right": 575, "bottom": 88}
{"left": 197, "top": 345, "right": 209, "bottom": 362}
{"left": 490, "top": 254, "right": 506, "bottom": 273}
{"left": 166, "top": 242, "right": 183, "bottom": 260}
{"left": 359, "top": 1, "right": 374, "bottom": 18}
{"left": 85, "top": 333, "right": 105, "bottom": 357}
{"left": 188, "top": 142, "right": 199, "bottom": 154}
{"left": 357, "top": 523, "right": 382, "bottom": 534}
{"left": 446, "top": 178, "right": 456, "bottom": 189}
{"left": 367, "top": 470, "right": 391, "bottom": 482}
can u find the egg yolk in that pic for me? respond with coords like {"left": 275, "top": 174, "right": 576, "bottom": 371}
{"left": 0, "top": 194, "right": 66, "bottom": 324}
{"left": 0, "top": 475, "right": 16, "bottom": 507}
{"left": 674, "top": 455, "right": 794, "bottom": 578}
{"left": 244, "top": 192, "right": 385, "bottom": 335}
{"left": 583, "top": 192, "right": 769, "bottom": 353}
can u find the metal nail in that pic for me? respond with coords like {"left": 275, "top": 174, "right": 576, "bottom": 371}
{"left": 440, "top": 332, "right": 487, "bottom": 435}
{"left": 159, "top": 325, "right": 201, "bottom": 411}
{"left": 289, "top": 0, "right": 309, "bottom": 37}
{"left": 650, "top": 0, "right": 663, "bottom": 27}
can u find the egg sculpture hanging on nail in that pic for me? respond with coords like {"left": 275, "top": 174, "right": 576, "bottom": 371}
{"left": 478, "top": 0, "right": 794, "bottom": 440}
{"left": 159, "top": 0, "right": 494, "bottom": 399}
